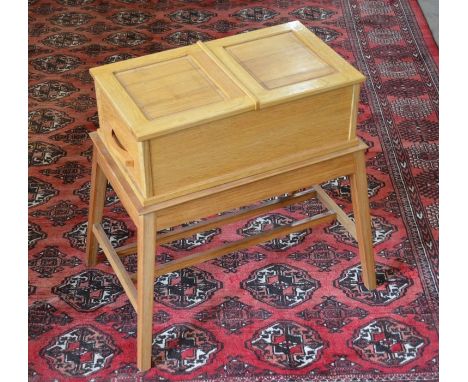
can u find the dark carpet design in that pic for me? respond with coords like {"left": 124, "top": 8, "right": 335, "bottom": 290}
{"left": 28, "top": 1, "right": 439, "bottom": 381}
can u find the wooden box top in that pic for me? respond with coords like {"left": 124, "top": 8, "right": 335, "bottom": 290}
{"left": 206, "top": 21, "right": 365, "bottom": 107}
{"left": 90, "top": 21, "right": 364, "bottom": 141}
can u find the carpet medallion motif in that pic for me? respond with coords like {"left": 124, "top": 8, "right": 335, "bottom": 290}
{"left": 28, "top": 0, "right": 438, "bottom": 380}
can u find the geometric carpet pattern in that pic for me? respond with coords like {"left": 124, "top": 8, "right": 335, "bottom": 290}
{"left": 28, "top": 1, "right": 438, "bottom": 380}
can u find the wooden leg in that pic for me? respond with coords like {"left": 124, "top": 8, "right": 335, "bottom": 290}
{"left": 136, "top": 214, "right": 156, "bottom": 371}
{"left": 86, "top": 150, "right": 107, "bottom": 267}
{"left": 350, "top": 151, "right": 377, "bottom": 290}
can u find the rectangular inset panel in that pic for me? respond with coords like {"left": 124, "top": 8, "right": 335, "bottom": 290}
{"left": 115, "top": 56, "right": 225, "bottom": 120}
{"left": 225, "top": 31, "right": 335, "bottom": 89}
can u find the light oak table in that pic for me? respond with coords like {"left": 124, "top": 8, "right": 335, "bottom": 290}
{"left": 86, "top": 21, "right": 376, "bottom": 371}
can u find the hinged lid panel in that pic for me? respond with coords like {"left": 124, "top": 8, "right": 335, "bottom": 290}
{"left": 90, "top": 44, "right": 254, "bottom": 140}
{"left": 206, "top": 21, "right": 365, "bottom": 107}
{"left": 116, "top": 56, "right": 227, "bottom": 120}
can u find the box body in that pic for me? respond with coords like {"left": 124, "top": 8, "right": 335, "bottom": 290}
{"left": 91, "top": 21, "right": 365, "bottom": 203}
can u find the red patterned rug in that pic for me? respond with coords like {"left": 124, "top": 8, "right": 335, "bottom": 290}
{"left": 28, "top": 1, "right": 439, "bottom": 381}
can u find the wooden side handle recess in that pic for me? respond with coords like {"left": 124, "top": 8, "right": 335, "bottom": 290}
{"left": 111, "top": 130, "right": 134, "bottom": 167}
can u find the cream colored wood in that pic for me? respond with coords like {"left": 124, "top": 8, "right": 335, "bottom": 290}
{"left": 93, "top": 224, "right": 138, "bottom": 311}
{"left": 142, "top": 140, "right": 367, "bottom": 214}
{"left": 206, "top": 21, "right": 365, "bottom": 108}
{"left": 113, "top": 242, "right": 139, "bottom": 258}
{"left": 116, "top": 56, "right": 225, "bottom": 120}
{"left": 140, "top": 141, "right": 153, "bottom": 201}
{"left": 348, "top": 84, "right": 361, "bottom": 140}
{"left": 90, "top": 132, "right": 364, "bottom": 218}
{"left": 85, "top": 150, "right": 107, "bottom": 267}
{"left": 154, "top": 153, "right": 356, "bottom": 230}
{"left": 149, "top": 86, "right": 355, "bottom": 200}
{"left": 95, "top": 85, "right": 151, "bottom": 198}
{"left": 225, "top": 31, "right": 335, "bottom": 89}
{"left": 131, "top": 95, "right": 254, "bottom": 141}
{"left": 136, "top": 214, "right": 156, "bottom": 371}
{"left": 350, "top": 151, "right": 377, "bottom": 290}
{"left": 86, "top": 134, "right": 376, "bottom": 372}
{"left": 91, "top": 71, "right": 148, "bottom": 137}
{"left": 90, "top": 132, "right": 365, "bottom": 228}
{"left": 87, "top": 24, "right": 375, "bottom": 371}
{"left": 90, "top": 133, "right": 141, "bottom": 223}
{"left": 90, "top": 21, "right": 365, "bottom": 201}
{"left": 313, "top": 185, "right": 357, "bottom": 239}
{"left": 196, "top": 41, "right": 260, "bottom": 109}
{"left": 91, "top": 44, "right": 253, "bottom": 141}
